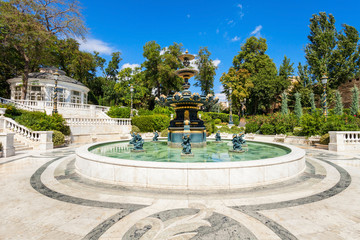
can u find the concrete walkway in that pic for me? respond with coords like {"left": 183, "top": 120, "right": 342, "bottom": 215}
{"left": 0, "top": 145, "right": 359, "bottom": 239}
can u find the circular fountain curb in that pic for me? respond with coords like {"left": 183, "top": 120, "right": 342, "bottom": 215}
{"left": 75, "top": 139, "right": 306, "bottom": 190}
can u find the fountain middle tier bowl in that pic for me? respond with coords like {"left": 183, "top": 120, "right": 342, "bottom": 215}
{"left": 75, "top": 139, "right": 306, "bottom": 190}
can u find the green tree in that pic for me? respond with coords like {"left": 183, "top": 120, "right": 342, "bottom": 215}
{"left": 281, "top": 92, "right": 289, "bottom": 115}
{"left": 104, "top": 51, "right": 122, "bottom": 81}
{"left": 115, "top": 67, "right": 150, "bottom": 109}
{"left": 334, "top": 90, "right": 343, "bottom": 115}
{"left": 0, "top": 1, "right": 53, "bottom": 99}
{"left": 294, "top": 92, "right": 303, "bottom": 119}
{"left": 142, "top": 41, "right": 162, "bottom": 97}
{"left": 279, "top": 56, "right": 294, "bottom": 80}
{"left": 159, "top": 43, "right": 184, "bottom": 95}
{"left": 0, "top": 0, "right": 86, "bottom": 99}
{"left": 195, "top": 47, "right": 217, "bottom": 95}
{"left": 220, "top": 68, "right": 253, "bottom": 118}
{"left": 350, "top": 85, "right": 359, "bottom": 116}
{"left": 309, "top": 92, "right": 316, "bottom": 113}
{"left": 232, "top": 36, "right": 287, "bottom": 113}
{"left": 304, "top": 12, "right": 360, "bottom": 88}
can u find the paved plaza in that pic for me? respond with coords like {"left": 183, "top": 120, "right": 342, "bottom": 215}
{"left": 1, "top": 145, "right": 360, "bottom": 240}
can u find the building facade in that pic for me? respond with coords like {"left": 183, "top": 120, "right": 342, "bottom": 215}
{"left": 7, "top": 67, "right": 89, "bottom": 104}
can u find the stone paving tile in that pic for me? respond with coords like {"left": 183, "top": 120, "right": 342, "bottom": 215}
{"left": 0, "top": 146, "right": 360, "bottom": 239}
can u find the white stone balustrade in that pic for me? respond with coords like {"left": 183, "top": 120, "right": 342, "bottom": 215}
{"left": 64, "top": 117, "right": 131, "bottom": 126}
{"left": 0, "top": 132, "right": 15, "bottom": 157}
{"left": 329, "top": 131, "right": 360, "bottom": 152}
{"left": 0, "top": 97, "right": 110, "bottom": 118}
{"left": 0, "top": 117, "right": 53, "bottom": 151}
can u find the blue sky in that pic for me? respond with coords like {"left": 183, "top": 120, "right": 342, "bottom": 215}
{"left": 78, "top": 0, "right": 360, "bottom": 100}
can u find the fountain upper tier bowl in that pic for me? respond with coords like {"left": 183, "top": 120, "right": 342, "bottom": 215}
{"left": 75, "top": 139, "right": 306, "bottom": 190}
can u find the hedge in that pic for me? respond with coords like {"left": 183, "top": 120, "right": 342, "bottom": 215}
{"left": 0, "top": 104, "right": 70, "bottom": 136}
{"left": 107, "top": 106, "right": 131, "bottom": 118}
{"left": 132, "top": 114, "right": 170, "bottom": 132}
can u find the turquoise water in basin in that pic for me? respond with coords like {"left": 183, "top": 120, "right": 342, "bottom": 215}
{"left": 89, "top": 140, "right": 291, "bottom": 163}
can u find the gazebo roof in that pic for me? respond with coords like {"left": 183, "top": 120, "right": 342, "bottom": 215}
{"left": 8, "top": 67, "right": 88, "bottom": 88}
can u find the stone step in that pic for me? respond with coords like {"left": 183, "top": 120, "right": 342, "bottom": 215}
{"left": 15, "top": 146, "right": 33, "bottom": 151}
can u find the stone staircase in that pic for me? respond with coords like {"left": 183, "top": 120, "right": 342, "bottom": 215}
{"left": 13, "top": 139, "right": 33, "bottom": 152}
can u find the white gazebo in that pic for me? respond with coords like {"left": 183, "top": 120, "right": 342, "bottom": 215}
{"left": 7, "top": 67, "right": 89, "bottom": 104}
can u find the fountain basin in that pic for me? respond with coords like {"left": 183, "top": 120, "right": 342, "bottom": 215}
{"left": 75, "top": 139, "right": 306, "bottom": 190}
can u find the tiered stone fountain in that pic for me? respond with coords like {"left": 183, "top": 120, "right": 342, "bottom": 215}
{"left": 156, "top": 50, "right": 218, "bottom": 147}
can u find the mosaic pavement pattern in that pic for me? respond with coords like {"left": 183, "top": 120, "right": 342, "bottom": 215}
{"left": 0, "top": 147, "right": 360, "bottom": 239}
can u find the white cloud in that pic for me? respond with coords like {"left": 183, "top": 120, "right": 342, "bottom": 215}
{"left": 213, "top": 59, "right": 221, "bottom": 67}
{"left": 160, "top": 47, "right": 168, "bottom": 55}
{"left": 237, "top": 3, "right": 244, "bottom": 18}
{"left": 121, "top": 63, "right": 140, "bottom": 70}
{"left": 231, "top": 36, "right": 241, "bottom": 42}
{"left": 187, "top": 14, "right": 191, "bottom": 18}
{"left": 250, "top": 25, "right": 262, "bottom": 37}
{"left": 77, "top": 37, "right": 115, "bottom": 55}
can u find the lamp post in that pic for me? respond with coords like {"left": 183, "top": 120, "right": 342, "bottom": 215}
{"left": 229, "top": 86, "right": 234, "bottom": 126}
{"left": 130, "top": 84, "right": 134, "bottom": 118}
{"left": 52, "top": 70, "right": 59, "bottom": 115}
{"left": 321, "top": 74, "right": 328, "bottom": 119}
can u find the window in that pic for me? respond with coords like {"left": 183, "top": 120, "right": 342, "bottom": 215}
{"left": 14, "top": 86, "right": 22, "bottom": 100}
{"left": 71, "top": 90, "right": 81, "bottom": 104}
{"left": 84, "top": 93, "right": 88, "bottom": 104}
{"left": 28, "top": 86, "right": 44, "bottom": 101}
{"left": 50, "top": 87, "right": 65, "bottom": 102}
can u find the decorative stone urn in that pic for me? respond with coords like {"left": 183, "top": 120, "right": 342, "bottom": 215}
{"left": 0, "top": 108, "right": 6, "bottom": 117}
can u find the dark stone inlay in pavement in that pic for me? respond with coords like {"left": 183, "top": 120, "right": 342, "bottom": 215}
{"left": 232, "top": 158, "right": 351, "bottom": 240}
{"left": 123, "top": 208, "right": 257, "bottom": 240}
{"left": 233, "top": 159, "right": 351, "bottom": 212}
{"left": 30, "top": 156, "right": 147, "bottom": 211}
{"left": 239, "top": 210, "right": 297, "bottom": 240}
{"left": 81, "top": 209, "right": 132, "bottom": 240}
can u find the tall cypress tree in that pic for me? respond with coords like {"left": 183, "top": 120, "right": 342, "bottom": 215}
{"left": 294, "top": 92, "right": 303, "bottom": 119}
{"left": 309, "top": 92, "right": 316, "bottom": 114}
{"left": 350, "top": 86, "right": 359, "bottom": 116}
{"left": 281, "top": 92, "right": 289, "bottom": 115}
{"left": 334, "top": 91, "right": 343, "bottom": 115}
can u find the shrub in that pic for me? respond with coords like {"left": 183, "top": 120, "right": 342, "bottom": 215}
{"left": 214, "top": 118, "right": 221, "bottom": 124}
{"left": 204, "top": 121, "right": 215, "bottom": 136}
{"left": 107, "top": 106, "right": 130, "bottom": 118}
{"left": 0, "top": 142, "right": 2, "bottom": 152}
{"left": 299, "top": 113, "right": 324, "bottom": 136}
{"left": 14, "top": 111, "right": 70, "bottom": 136}
{"left": 160, "top": 128, "right": 168, "bottom": 137}
{"left": 137, "top": 108, "right": 153, "bottom": 116}
{"left": 0, "top": 104, "right": 22, "bottom": 117}
{"left": 153, "top": 106, "right": 174, "bottom": 116}
{"left": 293, "top": 127, "right": 302, "bottom": 136}
{"left": 245, "top": 122, "right": 260, "bottom": 133}
{"left": 52, "top": 130, "right": 65, "bottom": 147}
{"left": 233, "top": 115, "right": 240, "bottom": 125}
{"left": 132, "top": 114, "right": 170, "bottom": 132}
{"left": 131, "top": 125, "right": 140, "bottom": 133}
{"left": 320, "top": 133, "right": 330, "bottom": 145}
{"left": 260, "top": 123, "right": 275, "bottom": 135}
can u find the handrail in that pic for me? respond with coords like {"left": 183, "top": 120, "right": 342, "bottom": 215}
{"left": 0, "top": 97, "right": 38, "bottom": 111}
{"left": 64, "top": 117, "right": 131, "bottom": 126}
{"left": 2, "top": 117, "right": 42, "bottom": 142}
{"left": 0, "top": 97, "right": 110, "bottom": 112}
